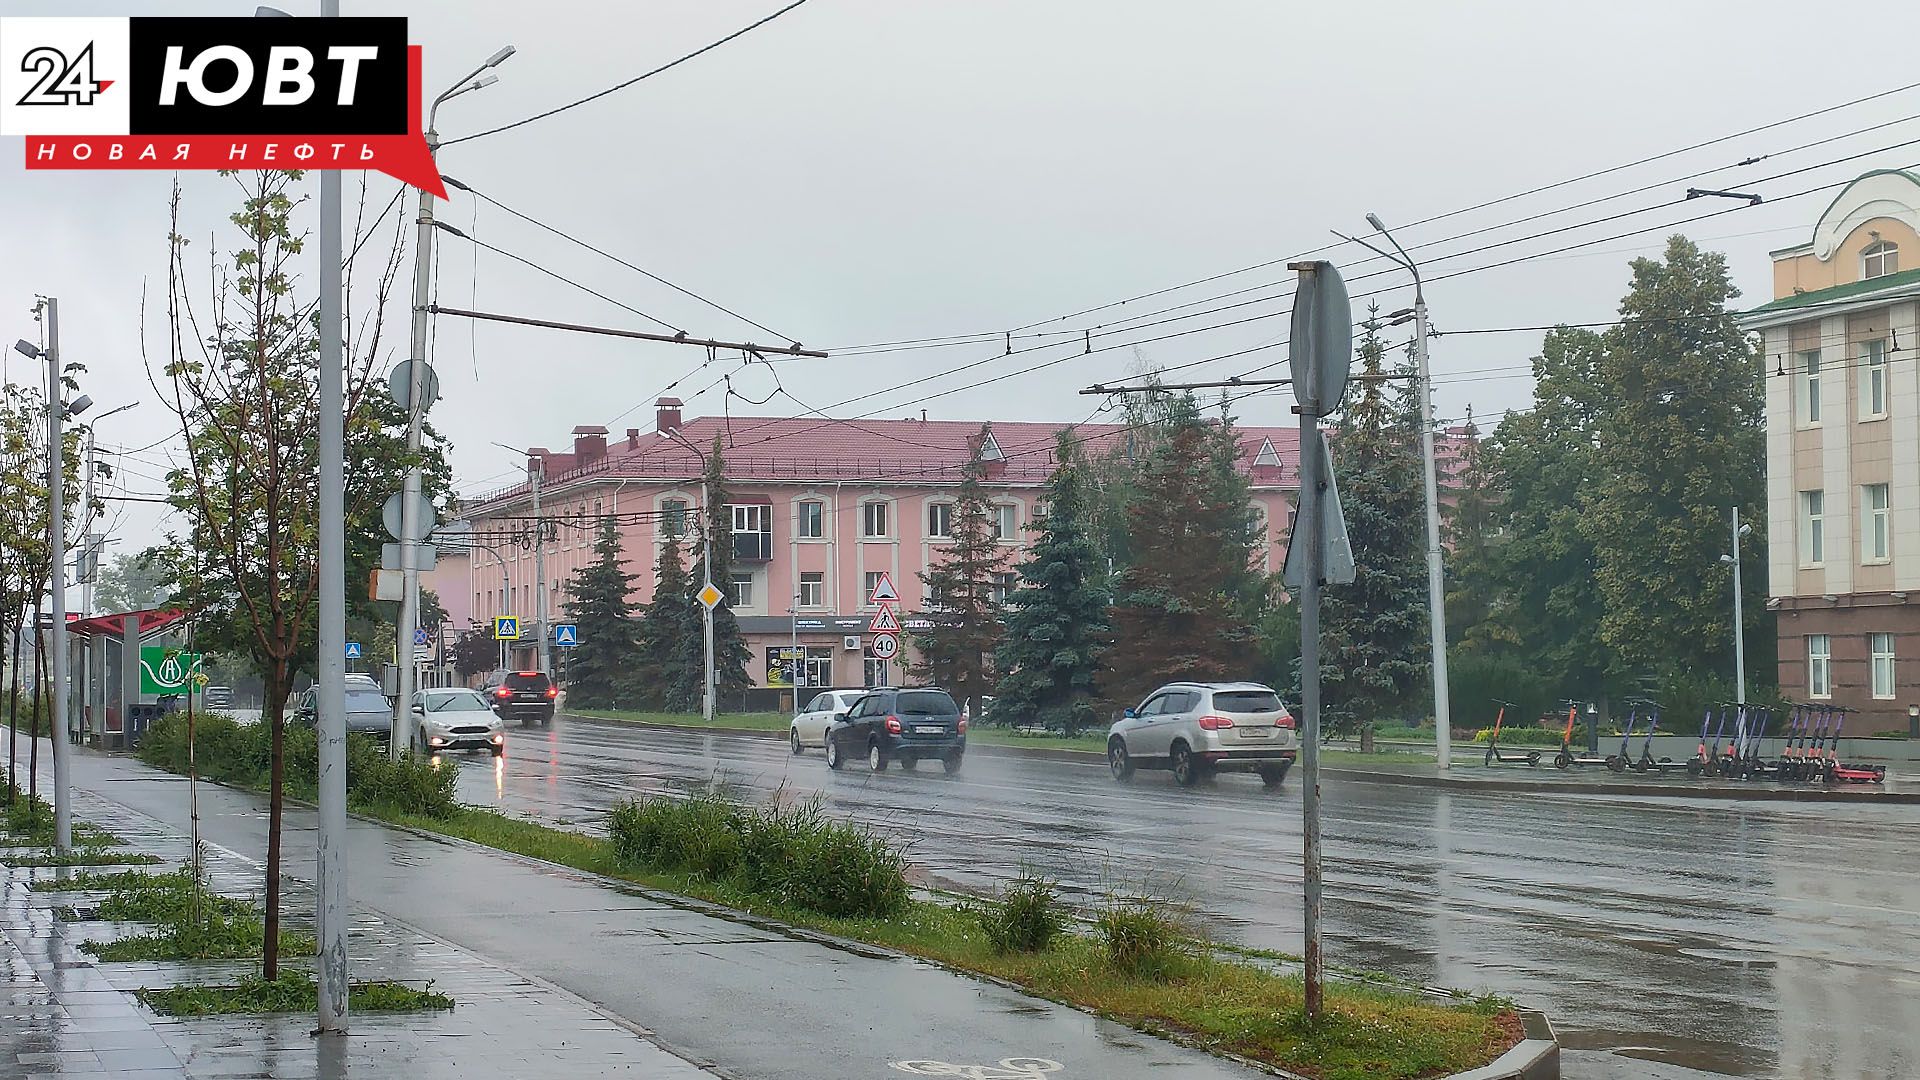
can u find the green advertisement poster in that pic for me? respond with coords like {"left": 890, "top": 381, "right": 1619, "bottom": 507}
{"left": 139, "top": 648, "right": 203, "bottom": 696}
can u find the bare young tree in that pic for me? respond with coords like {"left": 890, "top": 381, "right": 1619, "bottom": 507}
{"left": 146, "top": 170, "right": 405, "bottom": 978}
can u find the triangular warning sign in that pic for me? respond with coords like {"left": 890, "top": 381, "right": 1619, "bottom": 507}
{"left": 868, "top": 606, "right": 901, "bottom": 634}
{"left": 867, "top": 571, "right": 900, "bottom": 605}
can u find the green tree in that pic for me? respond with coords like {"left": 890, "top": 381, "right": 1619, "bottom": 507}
{"left": 1443, "top": 409, "right": 1502, "bottom": 655}
{"left": 1485, "top": 326, "right": 1613, "bottom": 693}
{"left": 451, "top": 629, "right": 497, "bottom": 680}
{"left": 990, "top": 431, "right": 1108, "bottom": 734}
{"left": 563, "top": 518, "right": 643, "bottom": 709}
{"left": 1583, "top": 236, "right": 1769, "bottom": 686}
{"left": 89, "top": 549, "right": 175, "bottom": 614}
{"left": 1318, "top": 311, "right": 1430, "bottom": 724}
{"left": 1105, "top": 395, "right": 1256, "bottom": 707}
{"left": 690, "top": 437, "right": 751, "bottom": 706}
{"left": 637, "top": 534, "right": 701, "bottom": 711}
{"left": 912, "top": 429, "right": 1007, "bottom": 721}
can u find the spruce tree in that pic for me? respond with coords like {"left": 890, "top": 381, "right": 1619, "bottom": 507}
{"left": 1105, "top": 395, "right": 1256, "bottom": 707}
{"left": 637, "top": 534, "right": 701, "bottom": 712}
{"left": 561, "top": 517, "right": 643, "bottom": 709}
{"left": 690, "top": 436, "right": 752, "bottom": 707}
{"left": 1444, "top": 408, "right": 1504, "bottom": 655}
{"left": 911, "top": 429, "right": 1006, "bottom": 720}
{"left": 992, "top": 431, "right": 1111, "bottom": 735}
{"left": 1318, "top": 309, "right": 1430, "bottom": 724}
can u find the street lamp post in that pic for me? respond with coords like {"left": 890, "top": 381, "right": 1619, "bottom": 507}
{"left": 394, "top": 44, "right": 516, "bottom": 758}
{"left": 1719, "top": 507, "right": 1753, "bottom": 705}
{"left": 1350, "top": 214, "right": 1453, "bottom": 769}
{"left": 664, "top": 430, "right": 716, "bottom": 724}
{"left": 491, "top": 443, "right": 549, "bottom": 675}
{"left": 78, "top": 402, "right": 137, "bottom": 618}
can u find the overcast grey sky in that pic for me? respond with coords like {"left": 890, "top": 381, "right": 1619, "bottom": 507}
{"left": 4, "top": 0, "right": 1917, "bottom": 555}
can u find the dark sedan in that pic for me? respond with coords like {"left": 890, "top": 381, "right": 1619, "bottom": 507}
{"left": 825, "top": 687, "right": 966, "bottom": 775}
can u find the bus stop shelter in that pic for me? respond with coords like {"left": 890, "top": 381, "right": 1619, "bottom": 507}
{"left": 65, "top": 607, "right": 188, "bottom": 750}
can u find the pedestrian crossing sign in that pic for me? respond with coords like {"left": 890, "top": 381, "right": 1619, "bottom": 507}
{"left": 495, "top": 616, "right": 520, "bottom": 640}
{"left": 344, "top": 641, "right": 362, "bottom": 660}
{"left": 554, "top": 624, "right": 580, "bottom": 647}
{"left": 868, "top": 605, "right": 901, "bottom": 634}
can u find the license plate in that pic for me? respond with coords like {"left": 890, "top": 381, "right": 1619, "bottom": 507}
{"left": 1239, "top": 728, "right": 1272, "bottom": 739}
{"left": 914, "top": 725, "right": 945, "bottom": 735}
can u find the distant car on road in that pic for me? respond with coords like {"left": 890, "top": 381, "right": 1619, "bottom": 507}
{"left": 293, "top": 675, "right": 394, "bottom": 744}
{"left": 1106, "top": 681, "right": 1296, "bottom": 788}
{"left": 202, "top": 685, "right": 233, "bottom": 709}
{"left": 489, "top": 670, "right": 556, "bottom": 725}
{"left": 410, "top": 687, "right": 507, "bottom": 756}
{"left": 790, "top": 689, "right": 867, "bottom": 754}
{"left": 825, "top": 687, "right": 966, "bottom": 775}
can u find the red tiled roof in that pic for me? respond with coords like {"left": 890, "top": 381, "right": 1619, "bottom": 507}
{"left": 470, "top": 416, "right": 1305, "bottom": 507}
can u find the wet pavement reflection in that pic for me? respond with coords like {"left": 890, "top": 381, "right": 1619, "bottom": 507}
{"left": 451, "top": 714, "right": 1920, "bottom": 1080}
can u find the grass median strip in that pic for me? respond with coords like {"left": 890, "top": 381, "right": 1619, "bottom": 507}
{"left": 138, "top": 974, "right": 451, "bottom": 1017}
{"left": 370, "top": 794, "right": 1516, "bottom": 1080}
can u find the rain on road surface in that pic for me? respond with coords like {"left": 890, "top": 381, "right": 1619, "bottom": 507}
{"left": 441, "top": 713, "right": 1920, "bottom": 1080}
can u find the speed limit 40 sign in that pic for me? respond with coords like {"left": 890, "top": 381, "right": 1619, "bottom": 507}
{"left": 869, "top": 632, "right": 899, "bottom": 661}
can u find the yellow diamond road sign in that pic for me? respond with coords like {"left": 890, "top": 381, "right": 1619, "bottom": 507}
{"left": 696, "top": 582, "right": 725, "bottom": 610}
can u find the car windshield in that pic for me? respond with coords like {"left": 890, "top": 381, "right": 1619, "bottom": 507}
{"left": 897, "top": 690, "right": 958, "bottom": 716}
{"left": 504, "top": 672, "right": 550, "bottom": 690}
{"left": 426, "top": 692, "right": 490, "bottom": 713}
{"left": 1213, "top": 690, "right": 1282, "bottom": 713}
{"left": 345, "top": 688, "right": 389, "bottom": 711}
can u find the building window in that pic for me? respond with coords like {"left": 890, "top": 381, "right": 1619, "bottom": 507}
{"left": 1870, "top": 633, "right": 1896, "bottom": 699}
{"left": 991, "top": 572, "right": 1016, "bottom": 605}
{"left": 1801, "top": 350, "right": 1821, "bottom": 424}
{"left": 1863, "top": 339, "right": 1888, "bottom": 418}
{"left": 728, "top": 572, "right": 754, "bottom": 609}
{"left": 796, "top": 500, "right": 824, "bottom": 539}
{"left": 1032, "top": 500, "right": 1049, "bottom": 522}
{"left": 731, "top": 503, "right": 772, "bottom": 561}
{"left": 1808, "top": 635, "right": 1831, "bottom": 698}
{"left": 927, "top": 502, "right": 953, "bottom": 539}
{"left": 863, "top": 654, "right": 892, "bottom": 688}
{"left": 1863, "top": 239, "right": 1899, "bottom": 279}
{"left": 662, "top": 498, "right": 689, "bottom": 537}
{"left": 863, "top": 571, "right": 886, "bottom": 606}
{"left": 862, "top": 501, "right": 890, "bottom": 538}
{"left": 1863, "top": 483, "right": 1890, "bottom": 562}
{"left": 798, "top": 572, "right": 824, "bottom": 608}
{"left": 1801, "top": 490, "right": 1825, "bottom": 565}
{"left": 992, "top": 504, "right": 1018, "bottom": 541}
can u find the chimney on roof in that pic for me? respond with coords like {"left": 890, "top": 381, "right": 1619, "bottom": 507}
{"left": 656, "top": 396, "right": 683, "bottom": 434}
{"left": 572, "top": 425, "right": 609, "bottom": 464}
{"left": 626, "top": 427, "right": 641, "bottom": 451}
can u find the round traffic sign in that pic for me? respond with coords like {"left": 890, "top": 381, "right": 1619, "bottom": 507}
{"left": 869, "top": 632, "right": 900, "bottom": 660}
{"left": 387, "top": 359, "right": 440, "bottom": 412}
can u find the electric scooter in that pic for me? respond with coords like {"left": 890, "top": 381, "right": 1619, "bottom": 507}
{"left": 1715, "top": 703, "right": 1756, "bottom": 778}
{"left": 1818, "top": 706, "right": 1889, "bottom": 784}
{"left": 1631, "top": 703, "right": 1689, "bottom": 773}
{"left": 1552, "top": 701, "right": 1609, "bottom": 769}
{"left": 1769, "top": 703, "right": 1809, "bottom": 781}
{"left": 1686, "top": 704, "right": 1730, "bottom": 777}
{"left": 1482, "top": 700, "right": 1542, "bottom": 767}
{"left": 1794, "top": 704, "right": 1835, "bottom": 781}
{"left": 1605, "top": 702, "right": 1642, "bottom": 772}
{"left": 1732, "top": 704, "right": 1775, "bottom": 778}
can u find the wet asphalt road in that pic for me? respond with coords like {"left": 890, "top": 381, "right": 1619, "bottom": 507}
{"left": 446, "top": 713, "right": 1920, "bottom": 1080}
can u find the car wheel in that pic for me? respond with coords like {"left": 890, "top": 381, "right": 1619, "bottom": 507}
{"left": 825, "top": 736, "right": 843, "bottom": 770}
{"left": 1108, "top": 738, "right": 1136, "bottom": 782}
{"left": 1258, "top": 763, "right": 1290, "bottom": 789}
{"left": 942, "top": 752, "right": 963, "bottom": 776}
{"left": 867, "top": 740, "right": 886, "bottom": 773}
{"left": 790, "top": 727, "right": 804, "bottom": 755}
{"left": 899, "top": 755, "right": 918, "bottom": 771}
{"left": 1170, "top": 742, "right": 1199, "bottom": 787}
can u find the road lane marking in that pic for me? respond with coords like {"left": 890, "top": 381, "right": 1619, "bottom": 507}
{"left": 890, "top": 1059, "right": 1062, "bottom": 1079}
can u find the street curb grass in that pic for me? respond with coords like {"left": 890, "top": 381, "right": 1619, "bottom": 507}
{"left": 572, "top": 712, "right": 1916, "bottom": 803}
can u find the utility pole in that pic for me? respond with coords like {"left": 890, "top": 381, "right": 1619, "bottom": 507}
{"left": 1725, "top": 506, "right": 1749, "bottom": 704}
{"left": 701, "top": 475, "right": 715, "bottom": 724}
{"left": 532, "top": 457, "right": 550, "bottom": 675}
{"left": 40, "top": 298, "right": 73, "bottom": 853}
{"left": 395, "top": 45, "right": 515, "bottom": 758}
{"left": 312, "top": 0, "right": 350, "bottom": 1034}
{"left": 1289, "top": 262, "right": 1330, "bottom": 1021}
{"left": 1352, "top": 214, "right": 1452, "bottom": 770}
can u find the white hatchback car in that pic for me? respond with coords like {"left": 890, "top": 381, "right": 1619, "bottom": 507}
{"left": 410, "top": 687, "right": 508, "bottom": 756}
{"left": 790, "top": 689, "right": 868, "bottom": 754}
{"left": 1107, "top": 681, "right": 1297, "bottom": 788}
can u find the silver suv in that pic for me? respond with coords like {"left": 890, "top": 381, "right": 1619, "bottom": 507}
{"left": 1107, "top": 681, "right": 1297, "bottom": 789}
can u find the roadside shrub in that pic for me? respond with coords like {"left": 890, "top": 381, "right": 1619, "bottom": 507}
{"left": 343, "top": 738, "right": 458, "bottom": 819}
{"left": 140, "top": 712, "right": 453, "bottom": 817}
{"left": 1096, "top": 898, "right": 1186, "bottom": 981}
{"left": 1467, "top": 724, "right": 1562, "bottom": 746}
{"left": 1446, "top": 655, "right": 1553, "bottom": 735}
{"left": 609, "top": 790, "right": 908, "bottom": 919}
{"left": 978, "top": 872, "right": 1066, "bottom": 954}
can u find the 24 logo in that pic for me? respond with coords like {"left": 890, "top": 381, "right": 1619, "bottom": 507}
{"left": 16, "top": 43, "right": 109, "bottom": 107}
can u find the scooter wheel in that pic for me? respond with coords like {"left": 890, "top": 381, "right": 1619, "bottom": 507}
{"left": 1526, "top": 751, "right": 1542, "bottom": 767}
{"left": 1554, "top": 751, "right": 1572, "bottom": 770}
{"left": 1823, "top": 764, "right": 1838, "bottom": 785}
{"left": 1686, "top": 760, "right": 1702, "bottom": 778}
{"left": 1606, "top": 756, "right": 1624, "bottom": 773}
{"left": 1485, "top": 747, "right": 1496, "bottom": 767}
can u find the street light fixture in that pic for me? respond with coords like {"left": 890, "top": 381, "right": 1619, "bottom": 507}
{"left": 663, "top": 428, "right": 717, "bottom": 725}
{"left": 394, "top": 41, "right": 517, "bottom": 762}
{"left": 1343, "top": 214, "right": 1452, "bottom": 769}
{"left": 16, "top": 304, "right": 76, "bottom": 852}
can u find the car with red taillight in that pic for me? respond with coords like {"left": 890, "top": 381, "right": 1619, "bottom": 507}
{"left": 490, "top": 670, "right": 558, "bottom": 725}
{"left": 824, "top": 687, "right": 966, "bottom": 775}
{"left": 1106, "top": 681, "right": 1296, "bottom": 788}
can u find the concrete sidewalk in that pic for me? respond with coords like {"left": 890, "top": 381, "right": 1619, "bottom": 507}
{"left": 50, "top": 748, "right": 1259, "bottom": 1080}
{"left": 3, "top": 778, "right": 719, "bottom": 1079}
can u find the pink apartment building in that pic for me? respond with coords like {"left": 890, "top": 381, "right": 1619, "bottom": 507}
{"left": 432, "top": 398, "right": 1316, "bottom": 694}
